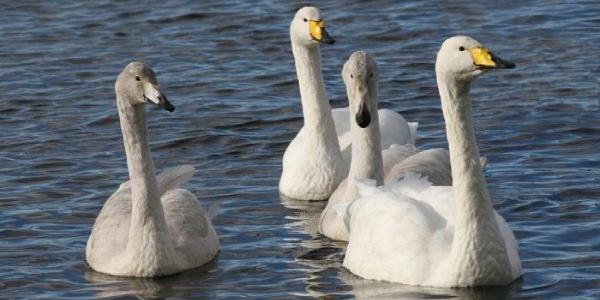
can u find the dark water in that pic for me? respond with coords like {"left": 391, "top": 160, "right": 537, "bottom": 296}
{"left": 1, "top": 0, "right": 599, "bottom": 298}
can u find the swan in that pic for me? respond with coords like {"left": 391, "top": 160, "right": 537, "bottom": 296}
{"left": 279, "top": 6, "right": 417, "bottom": 201}
{"left": 340, "top": 36, "right": 522, "bottom": 287}
{"left": 86, "top": 62, "right": 219, "bottom": 277}
{"left": 318, "top": 51, "right": 385, "bottom": 241}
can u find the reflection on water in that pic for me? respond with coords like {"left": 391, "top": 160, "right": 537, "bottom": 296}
{"left": 85, "top": 259, "right": 220, "bottom": 299}
{"left": 1, "top": 0, "right": 599, "bottom": 298}
{"left": 281, "top": 195, "right": 327, "bottom": 238}
{"left": 340, "top": 271, "right": 520, "bottom": 300}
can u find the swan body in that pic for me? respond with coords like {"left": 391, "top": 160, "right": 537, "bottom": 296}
{"left": 341, "top": 36, "right": 522, "bottom": 287}
{"left": 86, "top": 62, "right": 219, "bottom": 277}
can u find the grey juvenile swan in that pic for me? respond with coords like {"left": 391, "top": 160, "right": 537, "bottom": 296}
{"left": 86, "top": 62, "right": 219, "bottom": 277}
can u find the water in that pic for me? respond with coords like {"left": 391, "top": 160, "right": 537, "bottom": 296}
{"left": 1, "top": 0, "right": 598, "bottom": 298}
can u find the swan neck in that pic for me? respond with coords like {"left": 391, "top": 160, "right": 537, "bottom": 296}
{"left": 348, "top": 103, "right": 383, "bottom": 186}
{"left": 116, "top": 97, "right": 169, "bottom": 249}
{"left": 437, "top": 73, "right": 509, "bottom": 279}
{"left": 292, "top": 42, "right": 335, "bottom": 132}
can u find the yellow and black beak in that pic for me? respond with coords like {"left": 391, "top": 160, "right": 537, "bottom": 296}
{"left": 470, "top": 47, "right": 515, "bottom": 69}
{"left": 309, "top": 20, "right": 335, "bottom": 44}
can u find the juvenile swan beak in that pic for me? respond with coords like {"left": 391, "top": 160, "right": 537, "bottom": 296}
{"left": 470, "top": 47, "right": 515, "bottom": 69}
{"left": 309, "top": 20, "right": 335, "bottom": 44}
{"left": 356, "top": 104, "right": 371, "bottom": 128}
{"left": 355, "top": 90, "right": 371, "bottom": 128}
{"left": 143, "top": 83, "right": 175, "bottom": 112}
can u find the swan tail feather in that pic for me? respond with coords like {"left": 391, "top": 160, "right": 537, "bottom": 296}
{"left": 407, "top": 122, "right": 419, "bottom": 145}
{"left": 334, "top": 202, "right": 352, "bottom": 233}
{"left": 207, "top": 202, "right": 221, "bottom": 220}
{"left": 354, "top": 178, "right": 379, "bottom": 197}
{"left": 157, "top": 165, "right": 195, "bottom": 195}
{"left": 479, "top": 156, "right": 488, "bottom": 170}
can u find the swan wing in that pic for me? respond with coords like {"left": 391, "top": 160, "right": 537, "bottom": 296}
{"left": 86, "top": 187, "right": 131, "bottom": 264}
{"left": 382, "top": 144, "right": 419, "bottom": 175}
{"left": 318, "top": 179, "right": 351, "bottom": 241}
{"left": 494, "top": 212, "right": 523, "bottom": 279}
{"left": 377, "top": 109, "right": 413, "bottom": 148}
{"left": 407, "top": 122, "right": 419, "bottom": 145}
{"left": 384, "top": 148, "right": 489, "bottom": 186}
{"left": 162, "top": 189, "right": 220, "bottom": 265}
{"left": 332, "top": 107, "right": 350, "bottom": 137}
{"left": 343, "top": 176, "right": 454, "bottom": 285}
{"left": 385, "top": 148, "right": 452, "bottom": 186}
{"left": 156, "top": 165, "right": 195, "bottom": 194}
{"left": 115, "top": 165, "right": 195, "bottom": 196}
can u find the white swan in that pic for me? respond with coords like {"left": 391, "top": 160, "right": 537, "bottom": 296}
{"left": 86, "top": 62, "right": 219, "bottom": 277}
{"left": 340, "top": 36, "right": 522, "bottom": 287}
{"left": 279, "top": 6, "right": 417, "bottom": 201}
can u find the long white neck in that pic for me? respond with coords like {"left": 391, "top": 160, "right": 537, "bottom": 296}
{"left": 116, "top": 97, "right": 170, "bottom": 254}
{"left": 291, "top": 40, "right": 337, "bottom": 138}
{"left": 437, "top": 73, "right": 510, "bottom": 282}
{"left": 348, "top": 104, "right": 383, "bottom": 187}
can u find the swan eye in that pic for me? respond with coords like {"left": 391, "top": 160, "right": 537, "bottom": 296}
{"left": 459, "top": 46, "right": 465, "bottom": 51}
{"left": 135, "top": 76, "right": 141, "bottom": 81}
{"left": 350, "top": 74, "right": 353, "bottom": 79}
{"left": 370, "top": 72, "right": 374, "bottom": 78}
{"left": 303, "top": 18, "right": 307, "bottom": 22}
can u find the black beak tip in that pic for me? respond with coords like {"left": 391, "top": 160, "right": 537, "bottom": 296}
{"left": 320, "top": 29, "right": 335, "bottom": 44}
{"left": 164, "top": 104, "right": 175, "bottom": 112}
{"left": 159, "top": 97, "right": 175, "bottom": 112}
{"left": 355, "top": 110, "right": 371, "bottom": 128}
{"left": 492, "top": 53, "right": 516, "bottom": 69}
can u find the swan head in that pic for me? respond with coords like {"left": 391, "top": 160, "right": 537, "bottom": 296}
{"left": 342, "top": 51, "right": 378, "bottom": 128}
{"left": 436, "top": 36, "right": 515, "bottom": 82}
{"left": 115, "top": 62, "right": 174, "bottom": 112}
{"left": 290, "top": 7, "right": 335, "bottom": 47}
